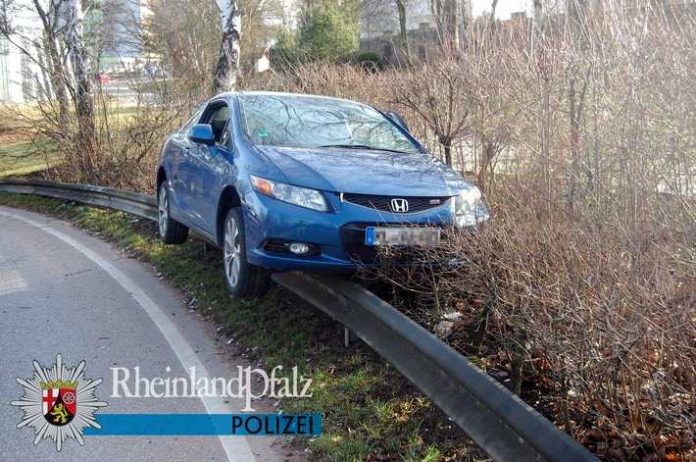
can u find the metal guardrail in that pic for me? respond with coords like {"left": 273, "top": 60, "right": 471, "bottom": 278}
{"left": 0, "top": 180, "right": 597, "bottom": 462}
{"left": 0, "top": 180, "right": 157, "bottom": 221}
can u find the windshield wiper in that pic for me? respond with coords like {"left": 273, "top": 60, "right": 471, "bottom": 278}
{"left": 318, "top": 144, "right": 410, "bottom": 154}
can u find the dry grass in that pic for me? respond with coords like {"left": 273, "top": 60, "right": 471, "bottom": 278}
{"left": 253, "top": 5, "right": 696, "bottom": 460}
{"left": 365, "top": 179, "right": 694, "bottom": 460}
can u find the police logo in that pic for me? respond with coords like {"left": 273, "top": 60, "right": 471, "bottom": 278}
{"left": 11, "top": 354, "right": 108, "bottom": 451}
{"left": 43, "top": 387, "right": 77, "bottom": 426}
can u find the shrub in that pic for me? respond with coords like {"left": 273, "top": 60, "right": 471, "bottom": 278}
{"left": 272, "top": 0, "right": 359, "bottom": 64}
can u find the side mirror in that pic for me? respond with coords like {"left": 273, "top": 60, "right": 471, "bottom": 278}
{"left": 385, "top": 110, "right": 409, "bottom": 132}
{"left": 189, "top": 124, "right": 215, "bottom": 145}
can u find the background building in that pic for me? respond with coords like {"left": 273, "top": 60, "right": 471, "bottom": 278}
{"left": 359, "top": 0, "right": 473, "bottom": 62}
{"left": 90, "top": 0, "right": 153, "bottom": 73}
{"left": 0, "top": 0, "right": 44, "bottom": 103}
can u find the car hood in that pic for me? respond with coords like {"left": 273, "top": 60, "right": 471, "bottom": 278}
{"left": 255, "top": 146, "right": 468, "bottom": 196}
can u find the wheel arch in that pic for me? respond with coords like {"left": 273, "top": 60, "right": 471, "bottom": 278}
{"left": 156, "top": 166, "right": 168, "bottom": 195}
{"left": 216, "top": 186, "right": 242, "bottom": 246}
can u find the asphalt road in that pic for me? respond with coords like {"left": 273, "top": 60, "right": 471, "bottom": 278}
{"left": 0, "top": 206, "right": 297, "bottom": 462}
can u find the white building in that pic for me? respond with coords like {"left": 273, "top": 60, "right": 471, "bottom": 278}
{"left": 0, "top": 1, "right": 45, "bottom": 103}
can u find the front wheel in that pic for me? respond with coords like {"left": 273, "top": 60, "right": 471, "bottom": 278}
{"left": 158, "top": 182, "right": 188, "bottom": 244}
{"left": 223, "top": 208, "right": 270, "bottom": 298}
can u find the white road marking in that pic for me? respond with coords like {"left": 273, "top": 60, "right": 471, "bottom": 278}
{"left": 0, "top": 210, "right": 256, "bottom": 462}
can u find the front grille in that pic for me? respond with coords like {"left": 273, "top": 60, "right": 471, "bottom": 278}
{"left": 343, "top": 193, "right": 450, "bottom": 213}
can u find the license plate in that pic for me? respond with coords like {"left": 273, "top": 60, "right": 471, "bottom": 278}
{"left": 364, "top": 227, "right": 441, "bottom": 247}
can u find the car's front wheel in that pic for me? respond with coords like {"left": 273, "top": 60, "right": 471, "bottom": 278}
{"left": 158, "top": 182, "right": 189, "bottom": 245}
{"left": 223, "top": 208, "right": 270, "bottom": 298}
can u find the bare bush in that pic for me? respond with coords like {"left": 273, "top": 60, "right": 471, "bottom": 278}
{"left": 259, "top": 4, "right": 696, "bottom": 459}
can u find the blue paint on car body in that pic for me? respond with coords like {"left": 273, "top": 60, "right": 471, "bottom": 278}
{"left": 157, "top": 91, "right": 489, "bottom": 272}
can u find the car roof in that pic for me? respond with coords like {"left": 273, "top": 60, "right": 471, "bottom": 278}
{"left": 216, "top": 90, "right": 370, "bottom": 107}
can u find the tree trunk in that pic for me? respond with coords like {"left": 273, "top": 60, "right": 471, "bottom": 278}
{"left": 490, "top": 0, "right": 498, "bottom": 24}
{"left": 443, "top": 137, "right": 453, "bottom": 167}
{"left": 431, "top": 0, "right": 461, "bottom": 54}
{"left": 45, "top": 35, "right": 70, "bottom": 126}
{"left": 451, "top": 0, "right": 460, "bottom": 52}
{"left": 568, "top": 75, "right": 579, "bottom": 208}
{"left": 64, "top": 0, "right": 97, "bottom": 180}
{"left": 541, "top": 72, "right": 551, "bottom": 207}
{"left": 431, "top": 0, "right": 446, "bottom": 50}
{"left": 213, "top": 0, "right": 241, "bottom": 94}
{"left": 566, "top": 0, "right": 587, "bottom": 210}
{"left": 531, "top": 0, "right": 543, "bottom": 56}
{"left": 395, "top": 0, "right": 409, "bottom": 57}
{"left": 478, "top": 141, "right": 495, "bottom": 191}
{"left": 30, "top": 0, "right": 70, "bottom": 125}
{"left": 64, "top": 0, "right": 93, "bottom": 127}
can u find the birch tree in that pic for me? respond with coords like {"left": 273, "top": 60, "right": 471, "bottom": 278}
{"left": 213, "top": 0, "right": 241, "bottom": 93}
{"left": 64, "top": 0, "right": 94, "bottom": 128}
{"left": 34, "top": 0, "right": 70, "bottom": 125}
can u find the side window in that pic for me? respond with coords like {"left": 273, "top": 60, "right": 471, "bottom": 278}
{"left": 202, "top": 104, "right": 231, "bottom": 148}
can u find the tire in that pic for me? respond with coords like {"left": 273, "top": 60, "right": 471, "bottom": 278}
{"left": 158, "top": 182, "right": 189, "bottom": 245}
{"left": 222, "top": 208, "right": 271, "bottom": 298}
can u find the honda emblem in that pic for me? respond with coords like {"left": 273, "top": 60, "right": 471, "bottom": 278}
{"left": 390, "top": 198, "right": 409, "bottom": 213}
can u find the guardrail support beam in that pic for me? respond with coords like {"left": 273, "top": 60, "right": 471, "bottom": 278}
{"left": 273, "top": 272, "right": 598, "bottom": 462}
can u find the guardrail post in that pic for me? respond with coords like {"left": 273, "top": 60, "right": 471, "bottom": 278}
{"left": 343, "top": 327, "right": 359, "bottom": 348}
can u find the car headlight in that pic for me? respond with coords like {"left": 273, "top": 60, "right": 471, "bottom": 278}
{"left": 451, "top": 186, "right": 490, "bottom": 227}
{"left": 250, "top": 175, "right": 330, "bottom": 212}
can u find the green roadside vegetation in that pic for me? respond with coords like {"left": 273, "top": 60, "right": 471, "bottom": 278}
{"left": 0, "top": 140, "right": 61, "bottom": 178}
{"left": 0, "top": 193, "right": 483, "bottom": 462}
{"left": 0, "top": 105, "right": 52, "bottom": 178}
{"left": 0, "top": 104, "right": 148, "bottom": 179}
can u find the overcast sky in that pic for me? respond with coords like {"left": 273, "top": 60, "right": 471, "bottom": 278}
{"left": 471, "top": 0, "right": 531, "bottom": 19}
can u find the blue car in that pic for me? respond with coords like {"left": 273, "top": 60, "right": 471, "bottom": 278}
{"left": 156, "top": 91, "right": 489, "bottom": 297}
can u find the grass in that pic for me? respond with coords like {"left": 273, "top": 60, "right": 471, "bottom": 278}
{"left": 0, "top": 140, "right": 61, "bottom": 178}
{"left": 0, "top": 104, "right": 145, "bottom": 179}
{"left": 0, "top": 192, "right": 484, "bottom": 461}
{"left": 0, "top": 104, "right": 58, "bottom": 178}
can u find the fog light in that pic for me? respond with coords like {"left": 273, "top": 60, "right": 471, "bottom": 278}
{"left": 288, "top": 242, "right": 311, "bottom": 255}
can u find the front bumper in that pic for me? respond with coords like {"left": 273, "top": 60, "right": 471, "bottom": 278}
{"left": 243, "top": 190, "right": 465, "bottom": 272}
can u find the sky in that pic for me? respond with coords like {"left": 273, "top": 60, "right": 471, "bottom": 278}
{"left": 471, "top": 0, "right": 531, "bottom": 20}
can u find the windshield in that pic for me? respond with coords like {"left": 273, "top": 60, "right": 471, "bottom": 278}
{"left": 238, "top": 95, "right": 421, "bottom": 154}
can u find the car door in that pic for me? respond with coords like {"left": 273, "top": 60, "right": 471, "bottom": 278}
{"left": 167, "top": 107, "right": 203, "bottom": 225}
{"left": 187, "top": 101, "right": 236, "bottom": 237}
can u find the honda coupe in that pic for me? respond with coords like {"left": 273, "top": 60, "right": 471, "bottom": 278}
{"left": 156, "top": 92, "right": 489, "bottom": 297}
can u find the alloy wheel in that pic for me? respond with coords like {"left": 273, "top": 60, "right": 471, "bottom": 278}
{"left": 158, "top": 186, "right": 168, "bottom": 237}
{"left": 223, "top": 215, "right": 241, "bottom": 288}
